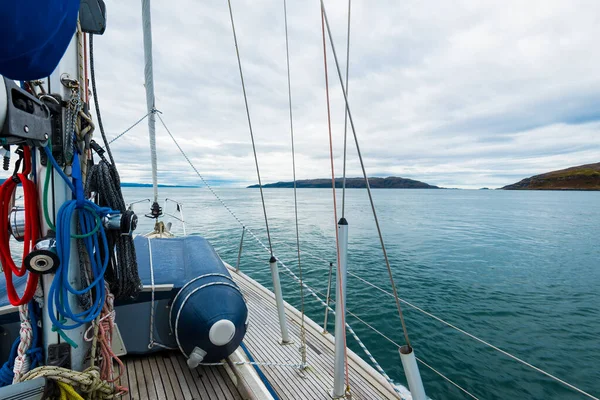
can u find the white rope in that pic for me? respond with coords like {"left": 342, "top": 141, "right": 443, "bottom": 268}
{"left": 147, "top": 238, "right": 177, "bottom": 351}
{"left": 199, "top": 361, "right": 305, "bottom": 368}
{"left": 13, "top": 304, "right": 32, "bottom": 383}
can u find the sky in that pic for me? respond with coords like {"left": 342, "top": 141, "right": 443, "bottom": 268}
{"left": 90, "top": 0, "right": 600, "bottom": 189}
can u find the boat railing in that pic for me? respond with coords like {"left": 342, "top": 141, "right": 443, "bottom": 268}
{"left": 110, "top": 112, "right": 598, "bottom": 400}
{"left": 267, "top": 239, "right": 598, "bottom": 400}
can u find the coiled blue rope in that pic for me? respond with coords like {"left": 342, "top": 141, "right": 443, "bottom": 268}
{"left": 43, "top": 146, "right": 117, "bottom": 331}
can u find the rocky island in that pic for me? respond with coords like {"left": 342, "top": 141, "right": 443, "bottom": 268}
{"left": 248, "top": 176, "right": 440, "bottom": 189}
{"left": 502, "top": 162, "right": 600, "bottom": 190}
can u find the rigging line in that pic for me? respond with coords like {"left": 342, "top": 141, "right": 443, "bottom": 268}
{"left": 416, "top": 358, "right": 480, "bottom": 400}
{"left": 348, "top": 306, "right": 479, "bottom": 399}
{"left": 282, "top": 0, "right": 307, "bottom": 367}
{"left": 89, "top": 34, "right": 116, "bottom": 166}
{"left": 348, "top": 274, "right": 599, "bottom": 400}
{"left": 279, "top": 259, "right": 478, "bottom": 400}
{"left": 226, "top": 0, "right": 274, "bottom": 255}
{"left": 341, "top": 0, "right": 352, "bottom": 219}
{"left": 107, "top": 112, "right": 152, "bottom": 146}
{"left": 157, "top": 113, "right": 400, "bottom": 395}
{"left": 273, "top": 251, "right": 403, "bottom": 398}
{"left": 320, "top": 5, "right": 349, "bottom": 387}
{"left": 158, "top": 113, "right": 275, "bottom": 262}
{"left": 320, "top": 0, "right": 412, "bottom": 349}
{"left": 283, "top": 262, "right": 479, "bottom": 400}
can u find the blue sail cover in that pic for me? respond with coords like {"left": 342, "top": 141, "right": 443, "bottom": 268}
{"left": 0, "top": 0, "right": 80, "bottom": 80}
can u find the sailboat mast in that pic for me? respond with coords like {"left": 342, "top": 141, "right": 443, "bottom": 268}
{"left": 141, "top": 0, "right": 159, "bottom": 207}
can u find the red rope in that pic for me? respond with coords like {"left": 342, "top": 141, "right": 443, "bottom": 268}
{"left": 321, "top": 6, "right": 349, "bottom": 388}
{"left": 0, "top": 147, "right": 40, "bottom": 306}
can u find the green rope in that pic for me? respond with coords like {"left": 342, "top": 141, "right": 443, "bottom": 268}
{"left": 43, "top": 163, "right": 101, "bottom": 239}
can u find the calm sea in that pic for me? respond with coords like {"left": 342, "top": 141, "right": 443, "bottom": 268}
{"left": 125, "top": 187, "right": 600, "bottom": 400}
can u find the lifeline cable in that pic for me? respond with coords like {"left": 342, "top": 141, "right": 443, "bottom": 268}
{"left": 320, "top": 6, "right": 350, "bottom": 388}
{"left": 226, "top": 0, "right": 275, "bottom": 255}
{"left": 282, "top": 0, "right": 307, "bottom": 368}
{"left": 341, "top": 0, "right": 352, "bottom": 218}
{"left": 320, "top": 0, "right": 412, "bottom": 349}
{"left": 0, "top": 146, "right": 40, "bottom": 306}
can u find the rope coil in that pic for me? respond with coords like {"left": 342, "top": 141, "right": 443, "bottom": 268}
{"left": 21, "top": 366, "right": 119, "bottom": 399}
{"left": 0, "top": 146, "right": 40, "bottom": 306}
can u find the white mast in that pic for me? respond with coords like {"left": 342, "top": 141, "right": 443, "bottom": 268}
{"left": 141, "top": 0, "right": 159, "bottom": 208}
{"left": 40, "top": 34, "right": 89, "bottom": 371}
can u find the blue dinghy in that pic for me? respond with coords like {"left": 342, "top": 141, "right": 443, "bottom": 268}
{"left": 115, "top": 235, "right": 248, "bottom": 367}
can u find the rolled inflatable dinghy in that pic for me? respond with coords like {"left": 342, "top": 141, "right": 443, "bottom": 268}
{"left": 124, "top": 236, "right": 248, "bottom": 367}
{"left": 170, "top": 264, "right": 248, "bottom": 366}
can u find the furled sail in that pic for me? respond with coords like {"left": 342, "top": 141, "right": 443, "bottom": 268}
{"left": 0, "top": 0, "right": 80, "bottom": 80}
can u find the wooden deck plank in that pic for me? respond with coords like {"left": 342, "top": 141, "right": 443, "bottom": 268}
{"left": 198, "top": 366, "right": 228, "bottom": 399}
{"left": 133, "top": 358, "right": 149, "bottom": 400}
{"left": 141, "top": 357, "right": 158, "bottom": 400}
{"left": 154, "top": 354, "right": 177, "bottom": 399}
{"left": 238, "top": 274, "right": 383, "bottom": 396}
{"left": 244, "top": 279, "right": 387, "bottom": 399}
{"left": 231, "top": 268, "right": 401, "bottom": 400}
{"left": 125, "top": 358, "right": 138, "bottom": 400}
{"left": 160, "top": 354, "right": 187, "bottom": 399}
{"left": 121, "top": 352, "right": 244, "bottom": 400}
{"left": 169, "top": 353, "right": 198, "bottom": 399}
{"left": 217, "top": 365, "right": 244, "bottom": 400}
{"left": 240, "top": 282, "right": 341, "bottom": 396}
{"left": 186, "top": 361, "right": 213, "bottom": 399}
{"left": 147, "top": 355, "right": 168, "bottom": 400}
{"left": 242, "top": 294, "right": 328, "bottom": 399}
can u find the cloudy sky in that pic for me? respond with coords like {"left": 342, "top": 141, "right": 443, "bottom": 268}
{"left": 91, "top": 0, "right": 600, "bottom": 189}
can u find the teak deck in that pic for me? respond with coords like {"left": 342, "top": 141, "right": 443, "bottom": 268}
{"left": 119, "top": 266, "right": 401, "bottom": 399}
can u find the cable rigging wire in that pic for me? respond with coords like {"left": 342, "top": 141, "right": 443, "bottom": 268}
{"left": 282, "top": 0, "right": 307, "bottom": 367}
{"left": 320, "top": 4, "right": 349, "bottom": 389}
{"left": 89, "top": 33, "right": 141, "bottom": 299}
{"left": 319, "top": 0, "right": 412, "bottom": 349}
{"left": 226, "top": 0, "right": 274, "bottom": 256}
{"left": 341, "top": 0, "right": 352, "bottom": 218}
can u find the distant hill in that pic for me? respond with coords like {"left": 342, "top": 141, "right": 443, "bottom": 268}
{"left": 121, "top": 182, "right": 198, "bottom": 188}
{"left": 248, "top": 177, "right": 440, "bottom": 189}
{"left": 501, "top": 163, "right": 600, "bottom": 190}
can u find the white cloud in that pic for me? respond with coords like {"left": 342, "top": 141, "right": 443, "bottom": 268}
{"left": 90, "top": 0, "right": 600, "bottom": 189}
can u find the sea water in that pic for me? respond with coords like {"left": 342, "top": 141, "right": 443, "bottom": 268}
{"left": 125, "top": 187, "right": 600, "bottom": 400}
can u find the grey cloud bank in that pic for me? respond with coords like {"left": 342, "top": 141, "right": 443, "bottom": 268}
{"left": 92, "top": 0, "right": 600, "bottom": 189}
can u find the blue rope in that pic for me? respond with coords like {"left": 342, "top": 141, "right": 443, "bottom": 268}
{"left": 26, "top": 301, "right": 43, "bottom": 370}
{"left": 0, "top": 338, "right": 19, "bottom": 387}
{"left": 240, "top": 342, "right": 281, "bottom": 400}
{"left": 0, "top": 302, "right": 43, "bottom": 387}
{"left": 43, "top": 146, "right": 117, "bottom": 332}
